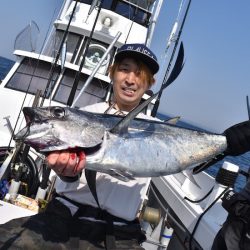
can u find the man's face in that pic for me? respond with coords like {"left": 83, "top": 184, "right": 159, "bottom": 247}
{"left": 112, "top": 58, "right": 149, "bottom": 111}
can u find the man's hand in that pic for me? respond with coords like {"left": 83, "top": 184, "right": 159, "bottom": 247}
{"left": 224, "top": 120, "right": 250, "bottom": 156}
{"left": 46, "top": 151, "right": 86, "bottom": 177}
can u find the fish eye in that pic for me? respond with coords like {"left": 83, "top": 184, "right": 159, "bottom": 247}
{"left": 50, "top": 107, "right": 65, "bottom": 118}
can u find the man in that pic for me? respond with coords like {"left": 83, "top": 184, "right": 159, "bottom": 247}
{"left": 0, "top": 43, "right": 160, "bottom": 250}
{"left": 1, "top": 43, "right": 250, "bottom": 250}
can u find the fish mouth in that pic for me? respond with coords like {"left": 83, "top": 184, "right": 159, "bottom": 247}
{"left": 26, "top": 140, "right": 48, "bottom": 151}
{"left": 14, "top": 107, "right": 46, "bottom": 141}
{"left": 22, "top": 107, "right": 46, "bottom": 124}
{"left": 14, "top": 122, "right": 51, "bottom": 147}
{"left": 34, "top": 143, "right": 102, "bottom": 159}
{"left": 14, "top": 125, "right": 30, "bottom": 141}
{"left": 39, "top": 130, "right": 106, "bottom": 159}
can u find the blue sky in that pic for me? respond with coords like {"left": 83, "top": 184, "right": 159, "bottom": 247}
{"left": 0, "top": 0, "right": 249, "bottom": 133}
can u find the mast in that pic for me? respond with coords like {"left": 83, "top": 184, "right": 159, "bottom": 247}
{"left": 247, "top": 95, "right": 250, "bottom": 119}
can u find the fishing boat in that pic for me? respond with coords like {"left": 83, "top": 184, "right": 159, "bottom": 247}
{"left": 0, "top": 1, "right": 245, "bottom": 249}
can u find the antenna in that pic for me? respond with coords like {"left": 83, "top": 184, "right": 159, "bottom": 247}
{"left": 246, "top": 95, "right": 250, "bottom": 120}
{"left": 151, "top": 0, "right": 192, "bottom": 117}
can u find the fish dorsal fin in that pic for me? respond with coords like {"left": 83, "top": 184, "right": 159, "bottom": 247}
{"left": 110, "top": 42, "right": 185, "bottom": 135}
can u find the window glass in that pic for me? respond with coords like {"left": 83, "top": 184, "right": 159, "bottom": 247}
{"left": 6, "top": 58, "right": 59, "bottom": 98}
{"left": 78, "top": 0, "right": 152, "bottom": 26}
{"left": 128, "top": 0, "right": 156, "bottom": 10}
{"left": 79, "top": 0, "right": 156, "bottom": 11}
{"left": 53, "top": 68, "right": 110, "bottom": 107}
{"left": 115, "top": 2, "right": 150, "bottom": 26}
{"left": 79, "top": 0, "right": 112, "bottom": 9}
{"left": 43, "top": 31, "right": 83, "bottom": 63}
{"left": 0, "top": 58, "right": 14, "bottom": 82}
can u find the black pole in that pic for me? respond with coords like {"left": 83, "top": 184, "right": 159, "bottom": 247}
{"left": 151, "top": 0, "right": 192, "bottom": 117}
{"left": 66, "top": 0, "right": 104, "bottom": 107}
{"left": 247, "top": 95, "right": 250, "bottom": 120}
{"left": 40, "top": 0, "right": 80, "bottom": 106}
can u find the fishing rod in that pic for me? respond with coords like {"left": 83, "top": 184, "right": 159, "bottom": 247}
{"left": 67, "top": 0, "right": 104, "bottom": 107}
{"left": 71, "top": 31, "right": 121, "bottom": 108}
{"left": 233, "top": 95, "right": 250, "bottom": 181}
{"left": 35, "top": 0, "right": 104, "bottom": 200}
{"left": 40, "top": 0, "right": 80, "bottom": 106}
{"left": 247, "top": 95, "right": 250, "bottom": 119}
{"left": 5, "top": 21, "right": 41, "bottom": 150}
{"left": 151, "top": 0, "right": 192, "bottom": 117}
{"left": 0, "top": 1, "right": 78, "bottom": 199}
{"left": 4, "top": 3, "right": 59, "bottom": 151}
{"left": 124, "top": 1, "right": 141, "bottom": 44}
{"left": 5, "top": 2, "right": 61, "bottom": 151}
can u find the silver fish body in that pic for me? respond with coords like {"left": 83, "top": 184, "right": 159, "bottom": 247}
{"left": 87, "top": 125, "right": 226, "bottom": 178}
{"left": 15, "top": 106, "right": 227, "bottom": 180}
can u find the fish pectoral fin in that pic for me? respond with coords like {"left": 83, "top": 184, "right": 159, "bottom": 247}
{"left": 109, "top": 169, "right": 135, "bottom": 182}
{"left": 182, "top": 169, "right": 201, "bottom": 189}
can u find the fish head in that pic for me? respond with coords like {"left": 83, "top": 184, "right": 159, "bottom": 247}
{"left": 14, "top": 106, "right": 105, "bottom": 153}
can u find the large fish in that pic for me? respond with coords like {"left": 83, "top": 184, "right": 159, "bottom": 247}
{"left": 14, "top": 105, "right": 227, "bottom": 181}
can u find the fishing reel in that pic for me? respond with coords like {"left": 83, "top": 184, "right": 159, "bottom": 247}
{"left": 0, "top": 146, "right": 39, "bottom": 199}
{"left": 139, "top": 206, "right": 161, "bottom": 226}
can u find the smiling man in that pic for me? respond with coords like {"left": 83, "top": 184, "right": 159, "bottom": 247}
{"left": 0, "top": 44, "right": 160, "bottom": 250}
{"left": 110, "top": 59, "right": 154, "bottom": 111}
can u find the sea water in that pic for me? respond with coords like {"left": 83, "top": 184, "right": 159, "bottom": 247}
{"left": 0, "top": 56, "right": 14, "bottom": 80}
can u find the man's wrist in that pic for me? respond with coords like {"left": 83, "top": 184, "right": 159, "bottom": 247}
{"left": 58, "top": 173, "right": 81, "bottom": 182}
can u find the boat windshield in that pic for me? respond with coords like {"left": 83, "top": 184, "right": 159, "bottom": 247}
{"left": 5, "top": 57, "right": 109, "bottom": 107}
{"left": 79, "top": 0, "right": 156, "bottom": 26}
{"left": 5, "top": 58, "right": 60, "bottom": 98}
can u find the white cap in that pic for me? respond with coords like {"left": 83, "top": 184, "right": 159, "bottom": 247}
{"left": 222, "top": 161, "right": 239, "bottom": 173}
